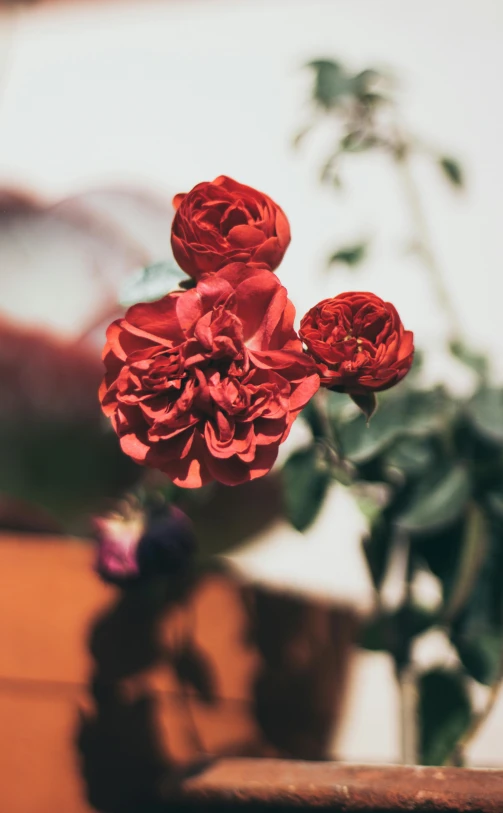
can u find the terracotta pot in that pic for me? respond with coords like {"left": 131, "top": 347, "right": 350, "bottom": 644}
{"left": 0, "top": 534, "right": 357, "bottom": 813}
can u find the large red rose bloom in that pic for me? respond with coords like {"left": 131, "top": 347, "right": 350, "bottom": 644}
{"left": 300, "top": 291, "right": 414, "bottom": 394}
{"left": 171, "top": 176, "right": 291, "bottom": 280}
{"left": 100, "top": 263, "right": 319, "bottom": 487}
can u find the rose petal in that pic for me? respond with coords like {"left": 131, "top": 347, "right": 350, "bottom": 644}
{"left": 227, "top": 224, "right": 265, "bottom": 248}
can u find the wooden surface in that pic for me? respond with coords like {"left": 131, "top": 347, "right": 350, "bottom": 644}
{"left": 170, "top": 758, "right": 503, "bottom": 812}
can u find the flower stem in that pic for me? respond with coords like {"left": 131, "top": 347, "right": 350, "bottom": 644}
{"left": 314, "top": 389, "right": 341, "bottom": 453}
{"left": 311, "top": 390, "right": 356, "bottom": 484}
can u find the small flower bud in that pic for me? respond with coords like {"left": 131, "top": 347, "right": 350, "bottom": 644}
{"left": 94, "top": 500, "right": 196, "bottom": 586}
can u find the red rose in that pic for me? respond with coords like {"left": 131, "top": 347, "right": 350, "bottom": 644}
{"left": 299, "top": 291, "right": 414, "bottom": 394}
{"left": 100, "top": 263, "right": 319, "bottom": 487}
{"left": 171, "top": 176, "right": 291, "bottom": 280}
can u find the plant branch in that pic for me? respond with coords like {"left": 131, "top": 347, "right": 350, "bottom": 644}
{"left": 455, "top": 677, "right": 503, "bottom": 762}
{"left": 314, "top": 389, "right": 342, "bottom": 454}
{"left": 455, "top": 601, "right": 503, "bottom": 762}
{"left": 310, "top": 390, "right": 356, "bottom": 484}
{"left": 395, "top": 149, "right": 462, "bottom": 343}
{"left": 395, "top": 535, "right": 418, "bottom": 765}
{"left": 396, "top": 662, "right": 418, "bottom": 765}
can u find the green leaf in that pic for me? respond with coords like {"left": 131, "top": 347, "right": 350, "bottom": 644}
{"left": 340, "top": 132, "right": 376, "bottom": 153}
{"left": 362, "top": 513, "right": 394, "bottom": 590}
{"left": 339, "top": 388, "right": 452, "bottom": 464}
{"left": 354, "top": 482, "right": 388, "bottom": 524}
{"left": 358, "top": 612, "right": 394, "bottom": 651}
{"left": 455, "top": 632, "right": 502, "bottom": 686}
{"left": 443, "top": 504, "right": 488, "bottom": 622}
{"left": 451, "top": 510, "right": 503, "bottom": 685}
{"left": 339, "top": 406, "right": 397, "bottom": 464}
{"left": 466, "top": 388, "right": 503, "bottom": 445}
{"left": 351, "top": 68, "right": 383, "bottom": 96}
{"left": 359, "top": 604, "right": 437, "bottom": 653}
{"left": 360, "top": 92, "right": 388, "bottom": 107}
{"left": 449, "top": 341, "right": 488, "bottom": 380}
{"left": 282, "top": 445, "right": 330, "bottom": 531}
{"left": 299, "top": 400, "right": 325, "bottom": 440}
{"left": 385, "top": 436, "right": 436, "bottom": 478}
{"left": 439, "top": 156, "right": 464, "bottom": 188}
{"left": 396, "top": 465, "right": 470, "bottom": 535}
{"left": 119, "top": 261, "right": 189, "bottom": 307}
{"left": 326, "top": 390, "right": 353, "bottom": 422}
{"left": 487, "top": 491, "right": 503, "bottom": 519}
{"left": 414, "top": 518, "right": 465, "bottom": 603}
{"left": 328, "top": 242, "right": 368, "bottom": 268}
{"left": 400, "top": 604, "right": 439, "bottom": 638}
{"left": 306, "top": 59, "right": 352, "bottom": 109}
{"left": 418, "top": 668, "right": 471, "bottom": 765}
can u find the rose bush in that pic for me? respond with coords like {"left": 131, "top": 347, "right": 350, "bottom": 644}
{"left": 300, "top": 291, "right": 414, "bottom": 394}
{"left": 171, "top": 175, "right": 290, "bottom": 279}
{"left": 100, "top": 263, "right": 319, "bottom": 487}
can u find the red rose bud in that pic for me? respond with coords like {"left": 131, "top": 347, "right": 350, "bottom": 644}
{"left": 300, "top": 291, "right": 414, "bottom": 395}
{"left": 100, "top": 262, "right": 319, "bottom": 487}
{"left": 94, "top": 503, "right": 196, "bottom": 586}
{"left": 171, "top": 175, "right": 291, "bottom": 280}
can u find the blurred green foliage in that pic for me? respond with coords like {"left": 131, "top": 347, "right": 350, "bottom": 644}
{"left": 295, "top": 58, "right": 464, "bottom": 264}
{"left": 282, "top": 335, "right": 503, "bottom": 765}
{"left": 285, "top": 55, "right": 502, "bottom": 766}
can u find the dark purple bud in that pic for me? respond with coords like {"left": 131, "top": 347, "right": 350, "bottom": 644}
{"left": 137, "top": 506, "right": 196, "bottom": 576}
{"left": 93, "top": 503, "right": 196, "bottom": 586}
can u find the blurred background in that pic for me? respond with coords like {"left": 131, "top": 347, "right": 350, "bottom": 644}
{"left": 0, "top": 1, "right": 502, "bottom": 809}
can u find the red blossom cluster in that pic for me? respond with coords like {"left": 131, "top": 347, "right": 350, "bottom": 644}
{"left": 100, "top": 176, "right": 414, "bottom": 487}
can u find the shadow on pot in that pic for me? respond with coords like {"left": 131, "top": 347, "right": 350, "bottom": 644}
{"left": 77, "top": 566, "right": 357, "bottom": 812}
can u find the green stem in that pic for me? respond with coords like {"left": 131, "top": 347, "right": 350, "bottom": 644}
{"left": 311, "top": 390, "right": 356, "bottom": 484}
{"left": 454, "top": 590, "right": 503, "bottom": 762}
{"left": 314, "top": 389, "right": 342, "bottom": 456}
{"left": 396, "top": 151, "right": 462, "bottom": 343}
{"left": 455, "top": 677, "right": 503, "bottom": 761}
{"left": 396, "top": 661, "right": 418, "bottom": 765}
{"left": 395, "top": 535, "right": 418, "bottom": 765}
